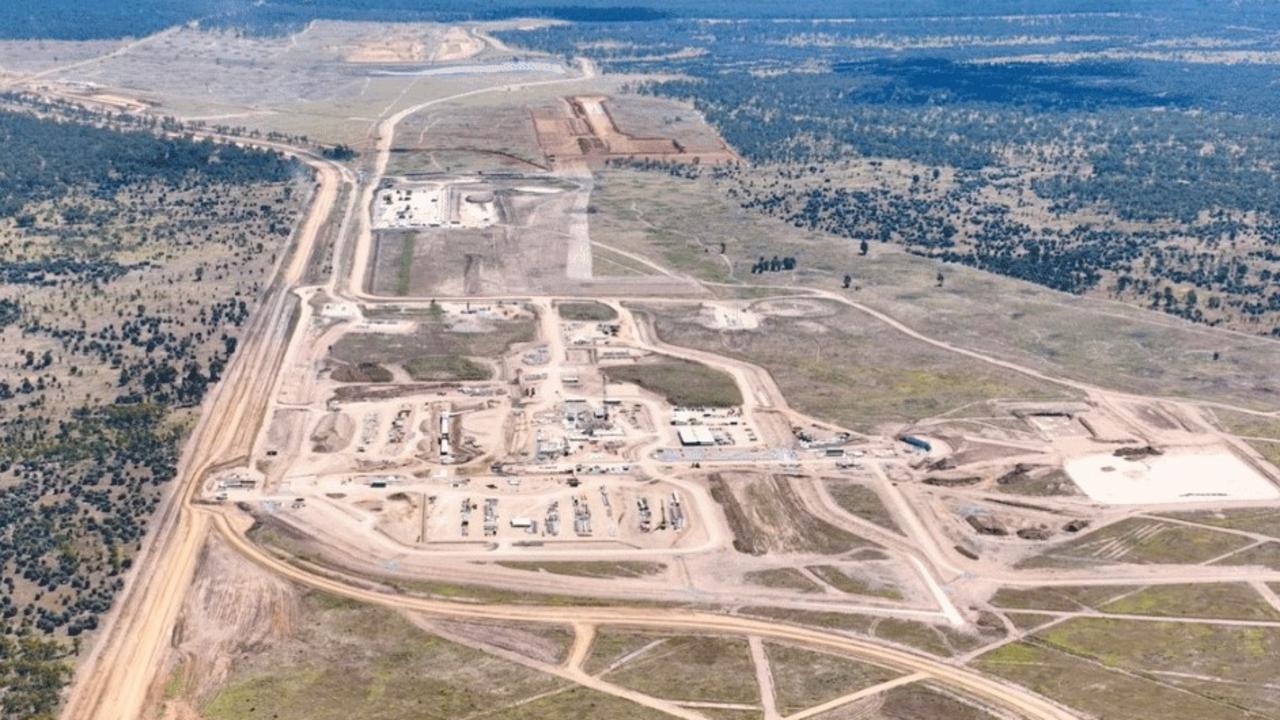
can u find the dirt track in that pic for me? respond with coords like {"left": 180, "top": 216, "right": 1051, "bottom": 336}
{"left": 50, "top": 28, "right": 1280, "bottom": 720}
{"left": 204, "top": 508, "right": 1078, "bottom": 720}
{"left": 55, "top": 57, "right": 1082, "bottom": 720}
{"left": 60, "top": 140, "right": 350, "bottom": 720}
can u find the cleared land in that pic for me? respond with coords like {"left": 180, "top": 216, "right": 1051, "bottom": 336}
{"left": 404, "top": 355, "right": 491, "bottom": 381}
{"left": 329, "top": 314, "right": 535, "bottom": 380}
{"left": 366, "top": 176, "right": 590, "bottom": 297}
{"left": 331, "top": 362, "right": 394, "bottom": 383}
{"left": 248, "top": 520, "right": 665, "bottom": 608}
{"left": 639, "top": 300, "right": 1074, "bottom": 432}
{"left": 806, "top": 565, "right": 904, "bottom": 600}
{"left": 1064, "top": 450, "right": 1278, "bottom": 505}
{"left": 709, "top": 473, "right": 872, "bottom": 556}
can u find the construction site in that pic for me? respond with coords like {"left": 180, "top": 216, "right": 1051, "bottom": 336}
{"left": 531, "top": 95, "right": 741, "bottom": 167}
{"left": 14, "top": 17, "right": 1280, "bottom": 720}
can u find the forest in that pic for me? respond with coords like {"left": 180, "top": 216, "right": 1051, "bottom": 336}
{"left": 1, "top": 0, "right": 681, "bottom": 39}
{"left": 3, "top": 0, "right": 1258, "bottom": 39}
{"left": 0, "top": 103, "right": 305, "bottom": 719}
{"left": 502, "top": 8, "right": 1280, "bottom": 334}
{"left": 0, "top": 111, "right": 296, "bottom": 217}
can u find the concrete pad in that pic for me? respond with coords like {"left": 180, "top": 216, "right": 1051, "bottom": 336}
{"left": 1065, "top": 449, "right": 1280, "bottom": 505}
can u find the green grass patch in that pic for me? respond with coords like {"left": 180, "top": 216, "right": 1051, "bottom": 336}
{"left": 990, "top": 585, "right": 1141, "bottom": 612}
{"left": 1004, "top": 612, "right": 1057, "bottom": 632}
{"left": 1036, "top": 617, "right": 1280, "bottom": 686}
{"left": 404, "top": 355, "right": 491, "bottom": 381}
{"left": 331, "top": 362, "right": 393, "bottom": 383}
{"left": 878, "top": 684, "right": 1002, "bottom": 720}
{"left": 602, "top": 358, "right": 742, "bottom": 407}
{"left": 396, "top": 233, "right": 415, "bottom": 296}
{"left": 976, "top": 640, "right": 1243, "bottom": 720}
{"left": 1100, "top": 583, "right": 1280, "bottom": 621}
{"left": 822, "top": 480, "right": 902, "bottom": 534}
{"left": 694, "top": 710, "right": 763, "bottom": 720}
{"left": 1157, "top": 507, "right": 1280, "bottom": 539}
{"left": 638, "top": 301, "right": 1075, "bottom": 431}
{"left": 603, "top": 634, "right": 759, "bottom": 705}
{"left": 493, "top": 560, "right": 665, "bottom": 579}
{"left": 583, "top": 632, "right": 666, "bottom": 676}
{"left": 742, "top": 567, "right": 822, "bottom": 593}
{"left": 981, "top": 618, "right": 1280, "bottom": 718}
{"left": 1016, "top": 518, "right": 1253, "bottom": 569}
{"left": 765, "top": 642, "right": 901, "bottom": 715}
{"left": 201, "top": 592, "right": 565, "bottom": 720}
{"left": 1213, "top": 541, "right": 1280, "bottom": 570}
{"left": 485, "top": 686, "right": 674, "bottom": 719}
{"left": 557, "top": 301, "right": 617, "bottom": 321}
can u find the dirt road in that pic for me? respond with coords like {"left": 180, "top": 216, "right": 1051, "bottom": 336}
{"left": 342, "top": 59, "right": 598, "bottom": 300}
{"left": 60, "top": 148, "right": 350, "bottom": 720}
{"left": 53, "top": 37, "right": 1279, "bottom": 720}
{"left": 0, "top": 27, "right": 179, "bottom": 91}
{"left": 56, "top": 65, "right": 1081, "bottom": 718}
{"left": 207, "top": 510, "right": 1078, "bottom": 720}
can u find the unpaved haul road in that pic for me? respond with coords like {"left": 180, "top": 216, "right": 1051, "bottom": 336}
{"left": 60, "top": 148, "right": 348, "bottom": 720}
{"left": 59, "top": 53, "right": 1074, "bottom": 720}
{"left": 207, "top": 511, "right": 1076, "bottom": 720}
{"left": 343, "top": 58, "right": 598, "bottom": 300}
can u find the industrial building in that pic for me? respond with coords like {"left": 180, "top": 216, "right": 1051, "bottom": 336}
{"left": 677, "top": 426, "right": 717, "bottom": 447}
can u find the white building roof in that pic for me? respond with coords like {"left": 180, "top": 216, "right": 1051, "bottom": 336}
{"left": 677, "top": 426, "right": 716, "bottom": 446}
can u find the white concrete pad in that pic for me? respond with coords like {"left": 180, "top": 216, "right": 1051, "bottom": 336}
{"left": 1065, "top": 449, "right": 1280, "bottom": 505}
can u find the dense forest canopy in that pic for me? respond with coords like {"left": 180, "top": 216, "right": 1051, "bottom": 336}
{"left": 3, "top": 0, "right": 1277, "bottom": 39}
{"left": 0, "top": 111, "right": 297, "bottom": 216}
